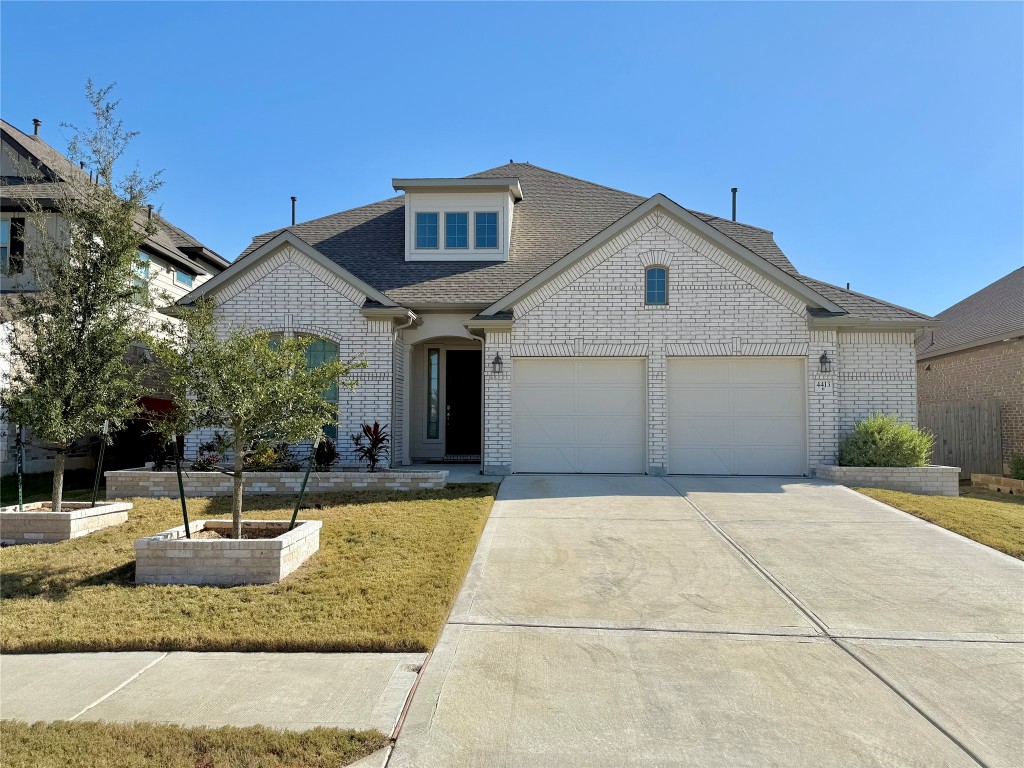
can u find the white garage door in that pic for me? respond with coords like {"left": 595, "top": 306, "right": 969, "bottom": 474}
{"left": 668, "top": 357, "right": 806, "bottom": 475}
{"left": 513, "top": 358, "right": 646, "bottom": 473}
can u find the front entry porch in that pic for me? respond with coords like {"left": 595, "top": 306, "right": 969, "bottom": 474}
{"left": 407, "top": 337, "right": 483, "bottom": 465}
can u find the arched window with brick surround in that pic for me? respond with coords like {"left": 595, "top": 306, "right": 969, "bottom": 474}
{"left": 645, "top": 266, "right": 668, "bottom": 305}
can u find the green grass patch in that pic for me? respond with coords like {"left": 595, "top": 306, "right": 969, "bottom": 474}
{"left": 855, "top": 486, "right": 1024, "bottom": 560}
{"left": 0, "top": 720, "right": 387, "bottom": 768}
{"left": 1, "top": 485, "right": 496, "bottom": 653}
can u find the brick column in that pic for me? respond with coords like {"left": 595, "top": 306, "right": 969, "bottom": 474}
{"left": 483, "top": 330, "right": 512, "bottom": 474}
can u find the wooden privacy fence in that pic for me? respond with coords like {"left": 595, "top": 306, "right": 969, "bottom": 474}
{"left": 919, "top": 399, "right": 1002, "bottom": 479}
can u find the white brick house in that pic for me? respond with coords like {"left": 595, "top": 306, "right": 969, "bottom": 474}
{"left": 181, "top": 164, "right": 934, "bottom": 476}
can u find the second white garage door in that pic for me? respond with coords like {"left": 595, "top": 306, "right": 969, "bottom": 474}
{"left": 513, "top": 358, "right": 646, "bottom": 473}
{"left": 667, "top": 357, "right": 806, "bottom": 475}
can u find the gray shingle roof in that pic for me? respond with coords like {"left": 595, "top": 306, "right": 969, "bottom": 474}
{"left": 1, "top": 118, "right": 227, "bottom": 274}
{"left": 238, "top": 162, "right": 928, "bottom": 322}
{"left": 917, "top": 267, "right": 1024, "bottom": 358}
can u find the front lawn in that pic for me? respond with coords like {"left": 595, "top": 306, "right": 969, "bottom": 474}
{"left": 855, "top": 486, "right": 1024, "bottom": 560}
{"left": 0, "top": 485, "right": 496, "bottom": 653}
{"left": 0, "top": 720, "right": 387, "bottom": 768}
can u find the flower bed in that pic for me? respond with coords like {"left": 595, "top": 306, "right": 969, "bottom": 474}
{"left": 134, "top": 519, "right": 322, "bottom": 586}
{"left": 106, "top": 468, "right": 448, "bottom": 498}
{"left": 0, "top": 501, "right": 131, "bottom": 545}
{"left": 814, "top": 465, "right": 960, "bottom": 497}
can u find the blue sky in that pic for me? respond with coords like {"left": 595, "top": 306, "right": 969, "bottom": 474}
{"left": 2, "top": 2, "right": 1020, "bottom": 315}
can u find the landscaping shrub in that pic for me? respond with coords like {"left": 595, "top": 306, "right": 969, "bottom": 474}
{"left": 352, "top": 422, "right": 390, "bottom": 472}
{"left": 838, "top": 414, "right": 933, "bottom": 467}
{"left": 1009, "top": 452, "right": 1024, "bottom": 481}
{"left": 314, "top": 437, "right": 339, "bottom": 471}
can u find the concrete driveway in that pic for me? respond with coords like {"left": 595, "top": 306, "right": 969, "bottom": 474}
{"left": 390, "top": 475, "right": 1024, "bottom": 768}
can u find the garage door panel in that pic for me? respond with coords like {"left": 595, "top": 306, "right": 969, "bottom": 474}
{"left": 732, "top": 390, "right": 804, "bottom": 416}
{"left": 668, "top": 357, "right": 732, "bottom": 384}
{"left": 732, "top": 418, "right": 805, "bottom": 445}
{"left": 514, "top": 358, "right": 575, "bottom": 385}
{"left": 668, "top": 447, "right": 733, "bottom": 475}
{"left": 670, "top": 388, "right": 732, "bottom": 413}
{"left": 733, "top": 448, "right": 806, "bottom": 475}
{"left": 514, "top": 389, "right": 576, "bottom": 415}
{"left": 513, "top": 358, "right": 646, "bottom": 474}
{"left": 515, "top": 416, "right": 579, "bottom": 444}
{"left": 668, "top": 358, "right": 806, "bottom": 476}
{"left": 514, "top": 445, "right": 577, "bottom": 474}
{"left": 576, "top": 389, "right": 646, "bottom": 415}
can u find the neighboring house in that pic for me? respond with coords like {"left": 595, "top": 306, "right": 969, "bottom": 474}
{"left": 0, "top": 117, "right": 230, "bottom": 474}
{"left": 917, "top": 267, "right": 1024, "bottom": 473}
{"left": 180, "top": 163, "right": 935, "bottom": 476}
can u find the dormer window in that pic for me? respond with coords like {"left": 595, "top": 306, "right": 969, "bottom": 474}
{"left": 445, "top": 212, "right": 468, "bottom": 249}
{"left": 395, "top": 177, "right": 521, "bottom": 262}
{"left": 476, "top": 212, "right": 498, "bottom": 248}
{"left": 416, "top": 212, "right": 439, "bottom": 249}
{"left": 645, "top": 266, "right": 668, "bottom": 305}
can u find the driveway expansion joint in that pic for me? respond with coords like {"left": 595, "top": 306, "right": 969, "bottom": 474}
{"left": 660, "top": 478, "right": 992, "bottom": 768}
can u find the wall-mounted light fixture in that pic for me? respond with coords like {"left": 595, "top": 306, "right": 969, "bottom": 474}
{"left": 819, "top": 351, "right": 832, "bottom": 373}
{"left": 491, "top": 353, "right": 504, "bottom": 375}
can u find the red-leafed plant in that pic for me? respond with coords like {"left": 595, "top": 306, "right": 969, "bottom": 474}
{"left": 352, "top": 422, "right": 390, "bottom": 472}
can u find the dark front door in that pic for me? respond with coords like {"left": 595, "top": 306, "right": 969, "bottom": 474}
{"left": 445, "top": 350, "right": 481, "bottom": 457}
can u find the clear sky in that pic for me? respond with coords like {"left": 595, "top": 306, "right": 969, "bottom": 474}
{"left": 2, "top": 1, "right": 1021, "bottom": 315}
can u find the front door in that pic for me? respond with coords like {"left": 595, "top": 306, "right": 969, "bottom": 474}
{"left": 445, "top": 349, "right": 482, "bottom": 457}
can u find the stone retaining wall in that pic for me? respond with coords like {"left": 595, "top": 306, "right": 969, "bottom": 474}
{"left": 106, "top": 468, "right": 448, "bottom": 498}
{"left": 814, "top": 465, "right": 960, "bottom": 497}
{"left": 971, "top": 473, "right": 1023, "bottom": 495}
{"left": 0, "top": 501, "right": 131, "bottom": 545}
{"left": 134, "top": 519, "right": 321, "bottom": 586}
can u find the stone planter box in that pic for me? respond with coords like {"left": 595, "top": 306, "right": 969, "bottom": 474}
{"left": 0, "top": 501, "right": 132, "bottom": 545}
{"left": 135, "top": 519, "right": 322, "bottom": 586}
{"left": 814, "top": 465, "right": 960, "bottom": 497}
{"left": 106, "top": 468, "right": 448, "bottom": 499}
{"left": 971, "top": 474, "right": 1024, "bottom": 495}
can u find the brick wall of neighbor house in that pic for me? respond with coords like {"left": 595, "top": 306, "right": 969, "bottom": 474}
{"left": 917, "top": 338, "right": 1024, "bottom": 466}
{"left": 184, "top": 244, "right": 394, "bottom": 466}
{"left": 482, "top": 209, "right": 918, "bottom": 474}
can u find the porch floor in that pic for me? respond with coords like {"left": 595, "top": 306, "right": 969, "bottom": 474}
{"left": 404, "top": 464, "right": 505, "bottom": 485}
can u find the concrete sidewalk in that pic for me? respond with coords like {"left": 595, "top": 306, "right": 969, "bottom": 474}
{"left": 0, "top": 651, "right": 425, "bottom": 735}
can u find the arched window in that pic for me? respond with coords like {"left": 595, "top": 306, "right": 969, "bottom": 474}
{"left": 301, "top": 335, "right": 340, "bottom": 442}
{"left": 645, "top": 266, "right": 667, "bottom": 305}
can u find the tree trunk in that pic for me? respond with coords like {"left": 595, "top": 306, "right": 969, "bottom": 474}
{"left": 231, "top": 438, "right": 244, "bottom": 539}
{"left": 52, "top": 451, "right": 66, "bottom": 513}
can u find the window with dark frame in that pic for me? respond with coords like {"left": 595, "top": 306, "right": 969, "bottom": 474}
{"left": 1, "top": 218, "right": 25, "bottom": 274}
{"left": 645, "top": 266, "right": 667, "bottom": 305}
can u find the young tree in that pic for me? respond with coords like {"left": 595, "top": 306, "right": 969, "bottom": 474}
{"left": 1, "top": 81, "right": 162, "bottom": 511}
{"left": 152, "top": 300, "right": 358, "bottom": 538}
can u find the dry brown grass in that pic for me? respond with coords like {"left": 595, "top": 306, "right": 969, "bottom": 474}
{"left": 855, "top": 485, "right": 1024, "bottom": 560}
{"left": 0, "top": 485, "right": 496, "bottom": 653}
{"left": 0, "top": 720, "right": 388, "bottom": 768}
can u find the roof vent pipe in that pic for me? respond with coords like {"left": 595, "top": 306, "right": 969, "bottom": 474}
{"left": 32, "top": 118, "right": 41, "bottom": 137}
{"left": 291, "top": 196, "right": 297, "bottom": 226}
{"left": 731, "top": 187, "right": 737, "bottom": 221}
{"left": 79, "top": 161, "right": 86, "bottom": 169}
{"left": 147, "top": 204, "right": 153, "bottom": 221}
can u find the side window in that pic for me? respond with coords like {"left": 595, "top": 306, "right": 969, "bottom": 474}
{"left": 426, "top": 348, "right": 440, "bottom": 439}
{"left": 645, "top": 266, "right": 667, "bottom": 305}
{"left": 174, "top": 268, "right": 194, "bottom": 288}
{"left": 302, "top": 335, "right": 340, "bottom": 442}
{"left": 1, "top": 218, "right": 25, "bottom": 274}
